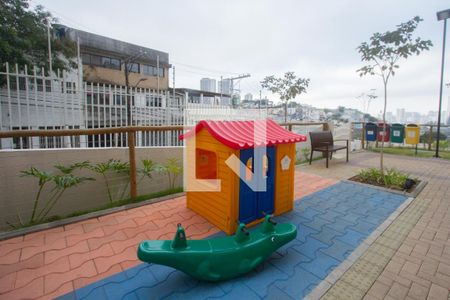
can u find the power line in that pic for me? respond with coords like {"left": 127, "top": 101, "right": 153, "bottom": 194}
{"left": 171, "top": 61, "right": 240, "bottom": 76}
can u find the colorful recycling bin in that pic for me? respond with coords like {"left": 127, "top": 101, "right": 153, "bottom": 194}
{"left": 377, "top": 123, "right": 390, "bottom": 142}
{"left": 405, "top": 124, "right": 420, "bottom": 145}
{"left": 365, "top": 122, "right": 377, "bottom": 141}
{"left": 390, "top": 123, "right": 405, "bottom": 143}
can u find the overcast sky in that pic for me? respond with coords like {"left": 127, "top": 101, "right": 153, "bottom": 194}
{"left": 33, "top": 0, "right": 449, "bottom": 116}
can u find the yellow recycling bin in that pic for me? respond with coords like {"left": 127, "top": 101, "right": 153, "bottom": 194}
{"left": 405, "top": 124, "right": 420, "bottom": 145}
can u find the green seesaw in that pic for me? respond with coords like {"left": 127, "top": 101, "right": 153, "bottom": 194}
{"left": 137, "top": 214, "right": 297, "bottom": 281}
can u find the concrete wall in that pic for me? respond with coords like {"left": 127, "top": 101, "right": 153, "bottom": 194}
{"left": 0, "top": 147, "right": 182, "bottom": 230}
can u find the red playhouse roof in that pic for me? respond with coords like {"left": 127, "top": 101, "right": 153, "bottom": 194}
{"left": 180, "top": 119, "right": 307, "bottom": 149}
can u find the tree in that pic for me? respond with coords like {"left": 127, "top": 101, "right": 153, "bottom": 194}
{"left": 261, "top": 72, "right": 310, "bottom": 122}
{"left": 356, "top": 16, "right": 432, "bottom": 176}
{"left": 0, "top": 0, "right": 76, "bottom": 73}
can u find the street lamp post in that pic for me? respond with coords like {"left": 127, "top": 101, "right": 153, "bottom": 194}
{"left": 435, "top": 8, "right": 450, "bottom": 158}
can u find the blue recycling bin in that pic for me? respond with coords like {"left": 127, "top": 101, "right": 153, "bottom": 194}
{"left": 365, "top": 122, "right": 378, "bottom": 142}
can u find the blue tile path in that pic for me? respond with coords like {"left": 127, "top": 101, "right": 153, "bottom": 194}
{"left": 58, "top": 182, "right": 408, "bottom": 300}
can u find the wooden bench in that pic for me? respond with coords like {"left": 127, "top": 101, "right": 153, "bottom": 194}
{"left": 309, "top": 131, "right": 349, "bottom": 168}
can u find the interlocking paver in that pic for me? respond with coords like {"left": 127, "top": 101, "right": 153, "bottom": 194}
{"left": 55, "top": 179, "right": 409, "bottom": 299}
{"left": 4, "top": 151, "right": 450, "bottom": 299}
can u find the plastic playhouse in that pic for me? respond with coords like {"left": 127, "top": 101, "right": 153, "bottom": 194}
{"left": 180, "top": 119, "right": 307, "bottom": 235}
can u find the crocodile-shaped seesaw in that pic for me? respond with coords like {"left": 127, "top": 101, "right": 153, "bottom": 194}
{"left": 137, "top": 215, "right": 297, "bottom": 281}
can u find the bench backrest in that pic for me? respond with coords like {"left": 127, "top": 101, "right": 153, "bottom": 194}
{"left": 309, "top": 131, "right": 334, "bottom": 149}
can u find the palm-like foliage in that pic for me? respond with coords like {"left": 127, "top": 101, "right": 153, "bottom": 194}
{"left": 139, "top": 159, "right": 158, "bottom": 181}
{"left": 88, "top": 159, "right": 130, "bottom": 203}
{"left": 158, "top": 158, "right": 183, "bottom": 189}
{"left": 19, "top": 162, "right": 93, "bottom": 226}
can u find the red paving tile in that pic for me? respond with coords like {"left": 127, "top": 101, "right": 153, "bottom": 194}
{"left": 0, "top": 170, "right": 335, "bottom": 299}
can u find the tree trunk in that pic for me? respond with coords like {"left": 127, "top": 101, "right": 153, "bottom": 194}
{"left": 380, "top": 81, "right": 387, "bottom": 175}
{"left": 124, "top": 63, "right": 131, "bottom": 126}
{"left": 284, "top": 101, "right": 288, "bottom": 123}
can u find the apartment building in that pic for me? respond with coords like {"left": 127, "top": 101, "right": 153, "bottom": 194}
{"left": 56, "top": 25, "right": 170, "bottom": 90}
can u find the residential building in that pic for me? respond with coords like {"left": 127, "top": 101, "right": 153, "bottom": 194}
{"left": 200, "top": 78, "right": 216, "bottom": 93}
{"left": 218, "top": 79, "right": 232, "bottom": 95}
{"left": 56, "top": 25, "right": 170, "bottom": 90}
{"left": 396, "top": 108, "right": 406, "bottom": 123}
{"left": 244, "top": 93, "right": 253, "bottom": 101}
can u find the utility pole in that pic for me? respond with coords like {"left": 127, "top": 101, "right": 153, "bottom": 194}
{"left": 122, "top": 51, "right": 147, "bottom": 126}
{"left": 124, "top": 61, "right": 131, "bottom": 125}
{"left": 172, "top": 66, "right": 176, "bottom": 106}
{"left": 46, "top": 19, "right": 53, "bottom": 76}
{"left": 157, "top": 55, "right": 160, "bottom": 96}
{"left": 220, "top": 75, "right": 223, "bottom": 105}
{"left": 226, "top": 73, "right": 251, "bottom": 107}
{"left": 259, "top": 90, "right": 262, "bottom": 110}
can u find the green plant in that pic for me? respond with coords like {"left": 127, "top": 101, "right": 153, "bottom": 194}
{"left": 301, "top": 147, "right": 311, "bottom": 162}
{"left": 88, "top": 159, "right": 130, "bottom": 203}
{"left": 432, "top": 140, "right": 449, "bottom": 150}
{"left": 356, "top": 16, "right": 432, "bottom": 179}
{"left": 158, "top": 158, "right": 183, "bottom": 189}
{"left": 138, "top": 159, "right": 158, "bottom": 183}
{"left": 357, "top": 167, "right": 409, "bottom": 189}
{"left": 18, "top": 163, "right": 93, "bottom": 227}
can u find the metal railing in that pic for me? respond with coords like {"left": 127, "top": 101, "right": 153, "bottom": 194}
{"left": 0, "top": 63, "right": 269, "bottom": 150}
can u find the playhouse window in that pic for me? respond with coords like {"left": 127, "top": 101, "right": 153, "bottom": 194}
{"left": 262, "top": 155, "right": 269, "bottom": 178}
{"left": 196, "top": 149, "right": 217, "bottom": 179}
{"left": 245, "top": 158, "right": 253, "bottom": 181}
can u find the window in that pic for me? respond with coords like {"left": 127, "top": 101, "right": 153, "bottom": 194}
{"left": 145, "top": 95, "right": 162, "bottom": 107}
{"left": 142, "top": 64, "right": 164, "bottom": 77}
{"left": 90, "top": 54, "right": 101, "bottom": 66}
{"left": 62, "top": 82, "right": 77, "bottom": 94}
{"left": 110, "top": 58, "right": 121, "bottom": 69}
{"left": 86, "top": 93, "right": 110, "bottom": 105}
{"left": 196, "top": 149, "right": 217, "bottom": 179}
{"left": 39, "top": 127, "right": 63, "bottom": 148}
{"left": 245, "top": 157, "right": 253, "bottom": 181}
{"left": 127, "top": 62, "right": 140, "bottom": 73}
{"left": 12, "top": 127, "right": 30, "bottom": 149}
{"left": 68, "top": 126, "right": 80, "bottom": 147}
{"left": 81, "top": 53, "right": 121, "bottom": 70}
{"left": 36, "top": 79, "right": 52, "bottom": 92}
{"left": 262, "top": 155, "right": 269, "bottom": 178}
{"left": 113, "top": 94, "right": 126, "bottom": 105}
{"left": 81, "top": 53, "right": 91, "bottom": 64}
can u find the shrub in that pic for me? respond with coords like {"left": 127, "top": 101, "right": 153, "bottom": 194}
{"left": 88, "top": 159, "right": 130, "bottom": 203}
{"left": 18, "top": 162, "right": 93, "bottom": 227}
{"left": 357, "top": 167, "right": 409, "bottom": 189}
{"left": 158, "top": 158, "right": 183, "bottom": 189}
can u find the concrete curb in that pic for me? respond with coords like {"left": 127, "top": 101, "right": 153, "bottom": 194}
{"left": 0, "top": 192, "right": 186, "bottom": 241}
{"left": 342, "top": 179, "right": 427, "bottom": 198}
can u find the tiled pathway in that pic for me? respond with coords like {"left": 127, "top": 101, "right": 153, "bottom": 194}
{"left": 305, "top": 152, "right": 450, "bottom": 300}
{"left": 57, "top": 182, "right": 408, "bottom": 299}
{"left": 0, "top": 171, "right": 335, "bottom": 300}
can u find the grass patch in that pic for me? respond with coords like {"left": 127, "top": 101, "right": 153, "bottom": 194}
{"left": 12, "top": 187, "right": 183, "bottom": 230}
{"left": 368, "top": 146, "right": 450, "bottom": 159}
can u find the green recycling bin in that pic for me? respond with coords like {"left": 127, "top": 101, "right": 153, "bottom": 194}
{"left": 390, "top": 123, "right": 405, "bottom": 143}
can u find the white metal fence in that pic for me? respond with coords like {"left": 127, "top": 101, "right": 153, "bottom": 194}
{"left": 0, "top": 63, "right": 266, "bottom": 150}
